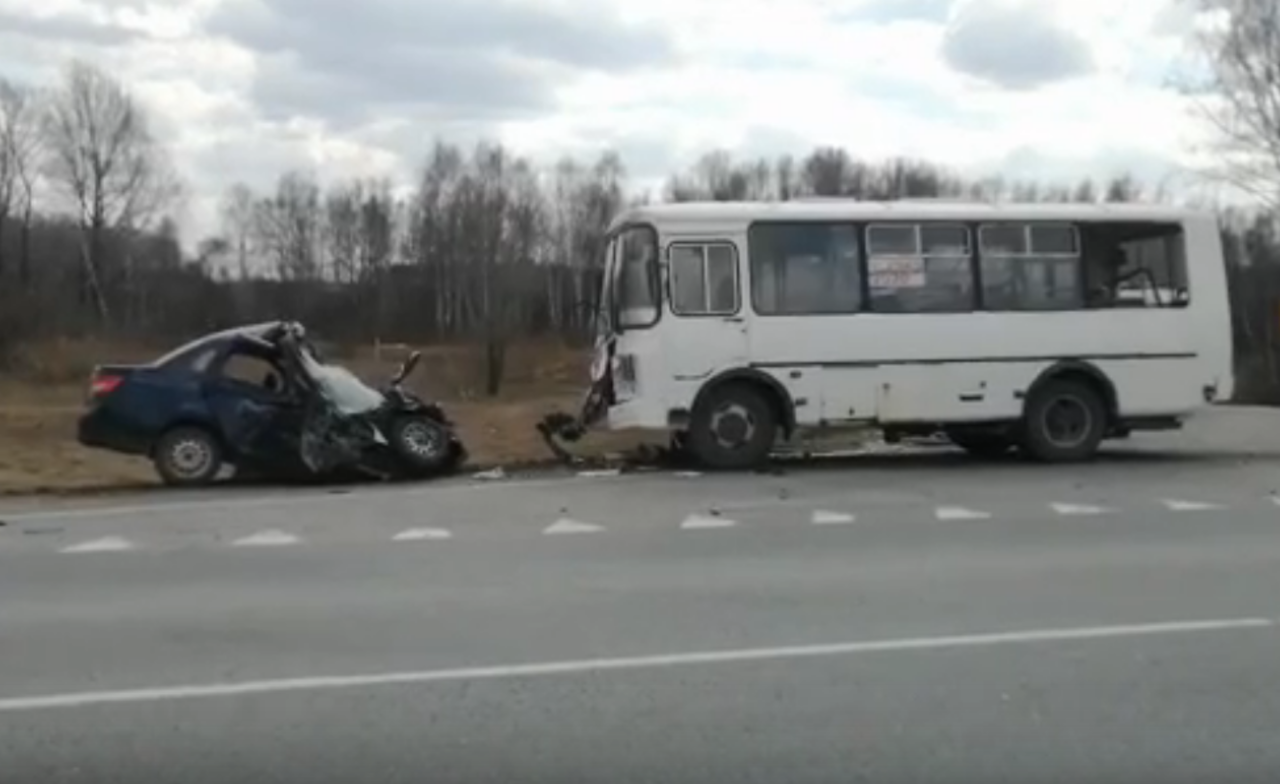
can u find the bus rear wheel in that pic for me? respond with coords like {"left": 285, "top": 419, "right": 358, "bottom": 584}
{"left": 1020, "top": 378, "right": 1107, "bottom": 462}
{"left": 687, "top": 383, "right": 777, "bottom": 470}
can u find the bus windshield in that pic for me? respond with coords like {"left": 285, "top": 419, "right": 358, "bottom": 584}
{"left": 613, "top": 225, "right": 659, "bottom": 329}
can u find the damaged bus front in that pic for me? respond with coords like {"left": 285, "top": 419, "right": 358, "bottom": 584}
{"left": 539, "top": 222, "right": 662, "bottom": 460}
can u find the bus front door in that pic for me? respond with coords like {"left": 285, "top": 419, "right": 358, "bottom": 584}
{"left": 665, "top": 239, "right": 749, "bottom": 381}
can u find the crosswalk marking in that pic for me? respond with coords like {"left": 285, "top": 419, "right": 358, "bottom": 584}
{"left": 1162, "top": 499, "right": 1223, "bottom": 512}
{"left": 544, "top": 519, "right": 603, "bottom": 535}
{"left": 811, "top": 510, "right": 856, "bottom": 525}
{"left": 232, "top": 530, "right": 300, "bottom": 547}
{"left": 1050, "top": 502, "right": 1112, "bottom": 516}
{"left": 680, "top": 513, "right": 737, "bottom": 530}
{"left": 934, "top": 506, "right": 991, "bottom": 521}
{"left": 393, "top": 528, "right": 452, "bottom": 541}
{"left": 60, "top": 537, "right": 135, "bottom": 554}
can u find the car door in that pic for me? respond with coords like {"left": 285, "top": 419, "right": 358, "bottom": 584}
{"left": 203, "top": 344, "right": 303, "bottom": 463}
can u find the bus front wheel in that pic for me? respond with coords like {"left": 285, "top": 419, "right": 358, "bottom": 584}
{"left": 687, "top": 383, "right": 777, "bottom": 470}
{"left": 1020, "top": 378, "right": 1107, "bottom": 462}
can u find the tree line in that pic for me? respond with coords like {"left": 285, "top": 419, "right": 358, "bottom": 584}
{"left": 3, "top": 0, "right": 1280, "bottom": 399}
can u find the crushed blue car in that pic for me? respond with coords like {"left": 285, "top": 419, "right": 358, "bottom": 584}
{"left": 77, "top": 321, "right": 467, "bottom": 487}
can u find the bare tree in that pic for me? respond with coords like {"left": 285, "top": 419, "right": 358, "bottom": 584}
{"left": 42, "top": 60, "right": 180, "bottom": 323}
{"left": 0, "top": 77, "right": 42, "bottom": 283}
{"left": 218, "top": 182, "right": 255, "bottom": 278}
{"left": 1187, "top": 0, "right": 1280, "bottom": 205}
{"left": 324, "top": 180, "right": 361, "bottom": 284}
{"left": 254, "top": 171, "right": 322, "bottom": 282}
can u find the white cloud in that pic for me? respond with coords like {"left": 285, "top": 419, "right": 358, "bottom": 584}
{"left": 0, "top": 0, "right": 1234, "bottom": 245}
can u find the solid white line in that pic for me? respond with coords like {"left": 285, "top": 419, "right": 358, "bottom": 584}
{"left": 393, "top": 528, "right": 452, "bottom": 541}
{"left": 935, "top": 506, "right": 991, "bottom": 521}
{"left": 0, "top": 618, "right": 1268, "bottom": 713}
{"left": 59, "top": 537, "right": 135, "bottom": 554}
{"left": 231, "top": 530, "right": 300, "bottom": 547}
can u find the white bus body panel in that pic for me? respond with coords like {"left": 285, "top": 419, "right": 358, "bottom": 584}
{"left": 604, "top": 203, "right": 1233, "bottom": 433}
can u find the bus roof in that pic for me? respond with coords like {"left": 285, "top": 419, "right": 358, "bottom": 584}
{"left": 608, "top": 200, "right": 1210, "bottom": 233}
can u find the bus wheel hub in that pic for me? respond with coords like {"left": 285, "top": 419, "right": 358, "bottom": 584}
{"left": 712, "top": 405, "right": 753, "bottom": 448}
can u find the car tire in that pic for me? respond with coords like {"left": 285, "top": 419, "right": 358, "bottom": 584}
{"left": 153, "top": 426, "right": 223, "bottom": 487}
{"left": 686, "top": 383, "right": 777, "bottom": 470}
{"left": 946, "top": 428, "right": 1015, "bottom": 459}
{"left": 389, "top": 415, "right": 450, "bottom": 474}
{"left": 1020, "top": 378, "right": 1107, "bottom": 463}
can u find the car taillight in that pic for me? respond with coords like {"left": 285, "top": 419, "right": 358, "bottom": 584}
{"left": 89, "top": 374, "right": 123, "bottom": 400}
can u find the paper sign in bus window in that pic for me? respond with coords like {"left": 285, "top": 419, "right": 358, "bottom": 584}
{"left": 869, "top": 255, "right": 926, "bottom": 288}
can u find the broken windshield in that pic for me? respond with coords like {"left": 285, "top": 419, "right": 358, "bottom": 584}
{"left": 297, "top": 348, "right": 384, "bottom": 415}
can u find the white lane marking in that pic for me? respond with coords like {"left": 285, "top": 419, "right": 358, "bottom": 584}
{"left": 935, "top": 506, "right": 991, "bottom": 521}
{"left": 59, "top": 537, "right": 135, "bottom": 554}
{"left": 1162, "top": 499, "right": 1224, "bottom": 512}
{"left": 811, "top": 510, "right": 856, "bottom": 525}
{"left": 680, "top": 513, "right": 736, "bottom": 530}
{"left": 1050, "top": 502, "right": 1112, "bottom": 516}
{"left": 393, "top": 528, "right": 452, "bottom": 541}
{"left": 231, "top": 530, "right": 300, "bottom": 547}
{"left": 577, "top": 469, "right": 621, "bottom": 478}
{"left": 543, "top": 518, "right": 603, "bottom": 535}
{"left": 0, "top": 618, "right": 1268, "bottom": 713}
{"left": 674, "top": 471, "right": 702, "bottom": 478}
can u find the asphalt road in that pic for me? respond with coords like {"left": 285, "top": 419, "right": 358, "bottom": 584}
{"left": 5, "top": 409, "right": 1280, "bottom": 783}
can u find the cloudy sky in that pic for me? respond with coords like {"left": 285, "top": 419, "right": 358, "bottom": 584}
{"left": 0, "top": 0, "right": 1216, "bottom": 242}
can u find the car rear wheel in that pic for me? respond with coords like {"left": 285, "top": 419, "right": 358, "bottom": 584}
{"left": 153, "top": 426, "right": 223, "bottom": 487}
{"left": 390, "top": 415, "right": 450, "bottom": 473}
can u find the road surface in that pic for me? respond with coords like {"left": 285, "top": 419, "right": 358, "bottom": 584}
{"left": 4, "top": 411, "right": 1280, "bottom": 783}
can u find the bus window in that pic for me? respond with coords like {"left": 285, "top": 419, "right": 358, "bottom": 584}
{"left": 748, "top": 223, "right": 861, "bottom": 315}
{"left": 1084, "top": 222, "right": 1189, "bottom": 308}
{"left": 616, "top": 226, "right": 660, "bottom": 328}
{"left": 979, "top": 222, "right": 1083, "bottom": 311}
{"left": 670, "top": 243, "right": 739, "bottom": 316}
{"left": 866, "top": 223, "right": 974, "bottom": 313}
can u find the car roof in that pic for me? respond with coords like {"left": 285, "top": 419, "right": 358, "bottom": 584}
{"left": 152, "top": 321, "right": 292, "bottom": 367}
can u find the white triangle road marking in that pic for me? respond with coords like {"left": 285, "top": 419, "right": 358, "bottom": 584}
{"left": 61, "top": 536, "right": 135, "bottom": 554}
{"left": 232, "top": 530, "right": 301, "bottom": 547}
{"left": 544, "top": 519, "right": 604, "bottom": 535}
{"left": 1162, "top": 499, "right": 1224, "bottom": 512}
{"left": 1050, "top": 502, "right": 1112, "bottom": 516}
{"left": 393, "top": 528, "right": 452, "bottom": 541}
{"left": 680, "top": 514, "right": 737, "bottom": 530}
{"left": 811, "top": 510, "right": 856, "bottom": 525}
{"left": 935, "top": 506, "right": 991, "bottom": 521}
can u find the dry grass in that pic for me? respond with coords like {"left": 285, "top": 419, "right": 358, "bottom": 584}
{"left": 0, "top": 337, "right": 661, "bottom": 497}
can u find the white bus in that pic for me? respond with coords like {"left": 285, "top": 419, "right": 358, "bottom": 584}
{"left": 560, "top": 200, "right": 1233, "bottom": 469}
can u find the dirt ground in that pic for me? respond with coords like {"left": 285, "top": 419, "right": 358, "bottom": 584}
{"left": 0, "top": 338, "right": 659, "bottom": 496}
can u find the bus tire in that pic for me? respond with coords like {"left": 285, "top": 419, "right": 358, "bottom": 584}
{"left": 687, "top": 383, "right": 777, "bottom": 470}
{"left": 1020, "top": 378, "right": 1106, "bottom": 463}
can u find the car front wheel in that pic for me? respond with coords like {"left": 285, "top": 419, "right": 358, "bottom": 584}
{"left": 153, "top": 426, "right": 223, "bottom": 487}
{"left": 389, "top": 415, "right": 450, "bottom": 474}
